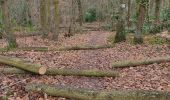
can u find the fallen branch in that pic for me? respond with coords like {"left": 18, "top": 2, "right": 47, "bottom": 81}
{"left": 0, "top": 68, "right": 118, "bottom": 77}
{"left": 26, "top": 84, "right": 170, "bottom": 100}
{"left": 156, "top": 31, "right": 170, "bottom": 41}
{"left": 58, "top": 45, "right": 114, "bottom": 51}
{"left": 0, "top": 45, "right": 114, "bottom": 52}
{"left": 19, "top": 47, "right": 49, "bottom": 52}
{"left": 112, "top": 56, "right": 170, "bottom": 68}
{"left": 0, "top": 55, "right": 46, "bottom": 74}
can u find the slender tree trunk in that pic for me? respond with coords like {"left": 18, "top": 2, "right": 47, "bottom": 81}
{"left": 68, "top": 0, "right": 76, "bottom": 37}
{"left": 155, "top": 0, "right": 161, "bottom": 25}
{"left": 153, "top": 0, "right": 161, "bottom": 33}
{"left": 47, "top": 0, "right": 51, "bottom": 32}
{"left": 52, "top": 0, "right": 60, "bottom": 40}
{"left": 40, "top": 0, "right": 48, "bottom": 37}
{"left": 134, "top": 0, "right": 148, "bottom": 44}
{"left": 76, "top": 0, "right": 83, "bottom": 27}
{"left": 168, "top": 0, "right": 170, "bottom": 32}
{"left": 1, "top": 0, "right": 17, "bottom": 48}
{"left": 114, "top": 0, "right": 126, "bottom": 43}
{"left": 149, "top": 0, "right": 155, "bottom": 18}
{"left": 127, "top": 0, "right": 131, "bottom": 27}
{"left": 26, "top": 0, "right": 32, "bottom": 26}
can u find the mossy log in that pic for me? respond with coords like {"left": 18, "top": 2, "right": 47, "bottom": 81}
{"left": 19, "top": 47, "right": 49, "bottom": 52}
{"left": 58, "top": 45, "right": 114, "bottom": 51}
{"left": 0, "top": 45, "right": 114, "bottom": 52}
{"left": 0, "top": 68, "right": 27, "bottom": 74}
{"left": 112, "top": 56, "right": 170, "bottom": 68}
{"left": 0, "top": 47, "right": 49, "bottom": 52}
{"left": 156, "top": 33, "right": 170, "bottom": 41}
{"left": 0, "top": 68, "right": 118, "bottom": 77}
{"left": 0, "top": 55, "right": 46, "bottom": 74}
{"left": 26, "top": 84, "right": 170, "bottom": 100}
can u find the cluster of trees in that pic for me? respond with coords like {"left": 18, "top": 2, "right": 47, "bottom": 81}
{"left": 115, "top": 0, "right": 170, "bottom": 44}
{"left": 0, "top": 0, "right": 170, "bottom": 48}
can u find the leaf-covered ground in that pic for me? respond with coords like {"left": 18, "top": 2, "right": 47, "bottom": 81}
{"left": 0, "top": 31, "right": 170, "bottom": 100}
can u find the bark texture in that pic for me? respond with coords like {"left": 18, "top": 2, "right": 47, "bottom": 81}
{"left": 112, "top": 56, "right": 170, "bottom": 68}
{"left": 1, "top": 0, "right": 17, "bottom": 48}
{"left": 134, "top": 0, "right": 148, "bottom": 44}
{"left": 0, "top": 55, "right": 46, "bottom": 74}
{"left": 114, "top": 0, "right": 126, "bottom": 43}
{"left": 26, "top": 84, "right": 170, "bottom": 100}
{"left": 0, "top": 68, "right": 118, "bottom": 77}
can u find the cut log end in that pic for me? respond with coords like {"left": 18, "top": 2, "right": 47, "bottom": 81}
{"left": 39, "top": 67, "right": 47, "bottom": 75}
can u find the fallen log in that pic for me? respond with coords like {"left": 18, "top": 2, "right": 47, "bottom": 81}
{"left": 58, "top": 45, "right": 114, "bottom": 51}
{"left": 0, "top": 45, "right": 114, "bottom": 52}
{"left": 156, "top": 31, "right": 170, "bottom": 41}
{"left": 26, "top": 84, "right": 170, "bottom": 100}
{"left": 0, "top": 55, "right": 46, "bottom": 74}
{"left": 112, "top": 56, "right": 170, "bottom": 68}
{"left": 0, "top": 68, "right": 118, "bottom": 77}
{"left": 19, "top": 47, "right": 49, "bottom": 52}
{"left": 0, "top": 47, "right": 48, "bottom": 52}
{"left": 0, "top": 68, "right": 27, "bottom": 74}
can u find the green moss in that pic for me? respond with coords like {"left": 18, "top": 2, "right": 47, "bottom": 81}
{"left": 1, "top": 95, "right": 7, "bottom": 100}
{"left": 133, "top": 36, "right": 144, "bottom": 44}
{"left": 147, "top": 36, "right": 169, "bottom": 45}
{"left": 107, "top": 34, "right": 115, "bottom": 44}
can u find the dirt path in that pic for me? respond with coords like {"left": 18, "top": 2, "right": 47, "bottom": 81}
{"left": 60, "top": 31, "right": 112, "bottom": 47}
{"left": 87, "top": 31, "right": 111, "bottom": 45}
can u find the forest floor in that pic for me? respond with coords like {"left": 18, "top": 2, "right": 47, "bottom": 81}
{"left": 0, "top": 30, "right": 170, "bottom": 100}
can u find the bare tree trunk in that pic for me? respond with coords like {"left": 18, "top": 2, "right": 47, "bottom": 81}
{"left": 134, "top": 0, "right": 148, "bottom": 44}
{"left": 155, "top": 0, "right": 161, "bottom": 25}
{"left": 114, "top": 0, "right": 126, "bottom": 43}
{"left": 1, "top": 0, "right": 17, "bottom": 48}
{"left": 168, "top": 0, "right": 170, "bottom": 32}
{"left": 47, "top": 0, "right": 51, "bottom": 33}
{"left": 153, "top": 0, "right": 161, "bottom": 33}
{"left": 26, "top": 0, "right": 32, "bottom": 26}
{"left": 127, "top": 0, "right": 131, "bottom": 27}
{"left": 52, "top": 0, "right": 60, "bottom": 40}
{"left": 40, "top": 0, "right": 48, "bottom": 37}
{"left": 76, "top": 0, "right": 83, "bottom": 27}
{"left": 67, "top": 0, "right": 76, "bottom": 37}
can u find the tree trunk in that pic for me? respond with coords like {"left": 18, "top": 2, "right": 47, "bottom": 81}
{"left": 168, "top": 0, "right": 170, "bottom": 32}
{"left": 155, "top": 0, "right": 161, "bottom": 26}
{"left": 1, "top": 0, "right": 17, "bottom": 48}
{"left": 0, "top": 55, "right": 46, "bottom": 74}
{"left": 0, "top": 68, "right": 118, "bottom": 77}
{"left": 47, "top": 0, "right": 51, "bottom": 33}
{"left": 112, "top": 56, "right": 170, "bottom": 68}
{"left": 40, "top": 0, "right": 48, "bottom": 37}
{"left": 114, "top": 0, "right": 126, "bottom": 43}
{"left": 26, "top": 84, "right": 170, "bottom": 100}
{"left": 52, "top": 0, "right": 60, "bottom": 40}
{"left": 153, "top": 0, "right": 161, "bottom": 33}
{"left": 76, "top": 0, "right": 83, "bottom": 26}
{"left": 134, "top": 0, "right": 148, "bottom": 44}
{"left": 127, "top": 0, "right": 131, "bottom": 27}
{"left": 68, "top": 0, "right": 76, "bottom": 36}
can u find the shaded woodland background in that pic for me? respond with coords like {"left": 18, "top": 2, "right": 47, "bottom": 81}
{"left": 0, "top": 0, "right": 170, "bottom": 48}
